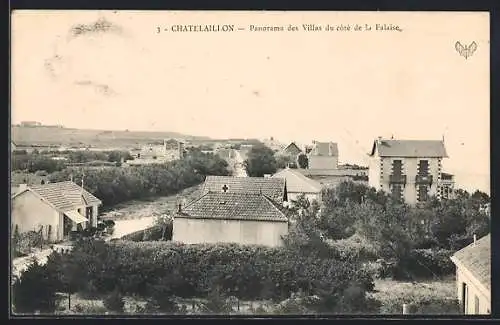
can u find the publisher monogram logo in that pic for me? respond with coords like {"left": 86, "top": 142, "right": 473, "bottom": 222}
{"left": 455, "top": 41, "right": 477, "bottom": 60}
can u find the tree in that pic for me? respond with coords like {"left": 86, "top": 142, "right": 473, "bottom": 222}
{"left": 153, "top": 214, "right": 173, "bottom": 241}
{"left": 275, "top": 154, "right": 294, "bottom": 169}
{"left": 243, "top": 144, "right": 277, "bottom": 177}
{"left": 297, "top": 154, "right": 309, "bottom": 169}
{"left": 12, "top": 260, "right": 58, "bottom": 314}
{"left": 354, "top": 202, "right": 414, "bottom": 279}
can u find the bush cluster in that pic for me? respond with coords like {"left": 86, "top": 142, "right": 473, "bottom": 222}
{"left": 399, "top": 249, "right": 455, "bottom": 279}
{"left": 44, "top": 240, "right": 376, "bottom": 314}
{"left": 48, "top": 149, "right": 229, "bottom": 207}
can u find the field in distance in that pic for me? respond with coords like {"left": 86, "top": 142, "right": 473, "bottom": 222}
{"left": 11, "top": 126, "right": 210, "bottom": 148}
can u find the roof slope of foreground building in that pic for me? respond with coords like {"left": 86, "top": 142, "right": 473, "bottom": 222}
{"left": 177, "top": 192, "right": 288, "bottom": 222}
{"left": 450, "top": 234, "right": 490, "bottom": 290}
{"left": 202, "top": 176, "right": 286, "bottom": 204}
{"left": 369, "top": 139, "right": 448, "bottom": 158}
{"left": 272, "top": 168, "right": 322, "bottom": 194}
{"left": 311, "top": 142, "right": 339, "bottom": 156}
{"left": 13, "top": 181, "right": 102, "bottom": 212}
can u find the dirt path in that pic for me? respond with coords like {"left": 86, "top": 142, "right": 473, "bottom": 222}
{"left": 111, "top": 217, "right": 155, "bottom": 239}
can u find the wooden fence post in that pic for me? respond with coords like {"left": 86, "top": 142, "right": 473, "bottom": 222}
{"left": 403, "top": 303, "right": 410, "bottom": 315}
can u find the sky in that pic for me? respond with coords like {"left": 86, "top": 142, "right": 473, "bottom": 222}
{"left": 11, "top": 11, "right": 490, "bottom": 193}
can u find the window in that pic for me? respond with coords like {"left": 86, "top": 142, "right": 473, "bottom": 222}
{"left": 474, "top": 295, "right": 479, "bottom": 314}
{"left": 418, "top": 160, "right": 429, "bottom": 175}
{"left": 392, "top": 159, "right": 403, "bottom": 173}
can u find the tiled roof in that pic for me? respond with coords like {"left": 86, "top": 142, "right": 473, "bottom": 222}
{"left": 202, "top": 176, "right": 286, "bottom": 204}
{"left": 20, "top": 181, "right": 102, "bottom": 212}
{"left": 451, "top": 234, "right": 490, "bottom": 290}
{"left": 370, "top": 139, "right": 448, "bottom": 158}
{"left": 282, "top": 142, "right": 302, "bottom": 155}
{"left": 312, "top": 142, "right": 339, "bottom": 156}
{"left": 272, "top": 168, "right": 321, "bottom": 193}
{"left": 177, "top": 192, "right": 288, "bottom": 222}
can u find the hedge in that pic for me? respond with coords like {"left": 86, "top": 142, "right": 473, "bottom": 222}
{"left": 120, "top": 225, "right": 171, "bottom": 241}
{"left": 48, "top": 149, "right": 229, "bottom": 207}
{"left": 46, "top": 240, "right": 375, "bottom": 306}
{"left": 395, "top": 248, "right": 455, "bottom": 279}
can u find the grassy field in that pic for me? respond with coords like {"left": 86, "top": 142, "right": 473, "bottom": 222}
{"left": 11, "top": 126, "right": 209, "bottom": 148}
{"left": 369, "top": 276, "right": 460, "bottom": 315}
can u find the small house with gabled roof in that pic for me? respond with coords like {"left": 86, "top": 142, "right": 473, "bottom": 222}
{"left": 282, "top": 142, "right": 302, "bottom": 157}
{"left": 271, "top": 167, "right": 322, "bottom": 204}
{"left": 11, "top": 181, "right": 102, "bottom": 242}
{"left": 173, "top": 191, "right": 289, "bottom": 247}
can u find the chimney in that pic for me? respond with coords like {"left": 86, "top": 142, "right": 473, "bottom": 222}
{"left": 473, "top": 234, "right": 477, "bottom": 246}
{"left": 377, "top": 136, "right": 382, "bottom": 142}
{"left": 177, "top": 202, "right": 182, "bottom": 213}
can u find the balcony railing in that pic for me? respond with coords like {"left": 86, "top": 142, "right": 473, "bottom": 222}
{"left": 389, "top": 174, "right": 407, "bottom": 184}
{"left": 415, "top": 174, "right": 433, "bottom": 184}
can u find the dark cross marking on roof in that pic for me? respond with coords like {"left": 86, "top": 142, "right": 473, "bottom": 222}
{"left": 222, "top": 184, "right": 229, "bottom": 193}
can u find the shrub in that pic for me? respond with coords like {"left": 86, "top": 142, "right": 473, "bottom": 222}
{"left": 397, "top": 249, "right": 455, "bottom": 279}
{"left": 412, "top": 298, "right": 461, "bottom": 314}
{"left": 200, "top": 286, "right": 234, "bottom": 314}
{"left": 327, "top": 234, "right": 379, "bottom": 262}
{"left": 103, "top": 220, "right": 115, "bottom": 228}
{"left": 72, "top": 302, "right": 108, "bottom": 314}
{"left": 142, "top": 225, "right": 165, "bottom": 241}
{"left": 48, "top": 150, "right": 229, "bottom": 207}
{"left": 121, "top": 230, "right": 145, "bottom": 241}
{"left": 103, "top": 290, "right": 125, "bottom": 313}
{"left": 12, "top": 261, "right": 58, "bottom": 314}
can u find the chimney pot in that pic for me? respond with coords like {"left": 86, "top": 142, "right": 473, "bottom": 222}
{"left": 473, "top": 234, "right": 477, "bottom": 245}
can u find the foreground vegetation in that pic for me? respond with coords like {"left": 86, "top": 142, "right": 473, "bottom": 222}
{"left": 13, "top": 239, "right": 379, "bottom": 315}
{"left": 12, "top": 174, "right": 489, "bottom": 315}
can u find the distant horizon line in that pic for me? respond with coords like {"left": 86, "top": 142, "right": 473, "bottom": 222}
{"left": 11, "top": 123, "right": 449, "bottom": 144}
